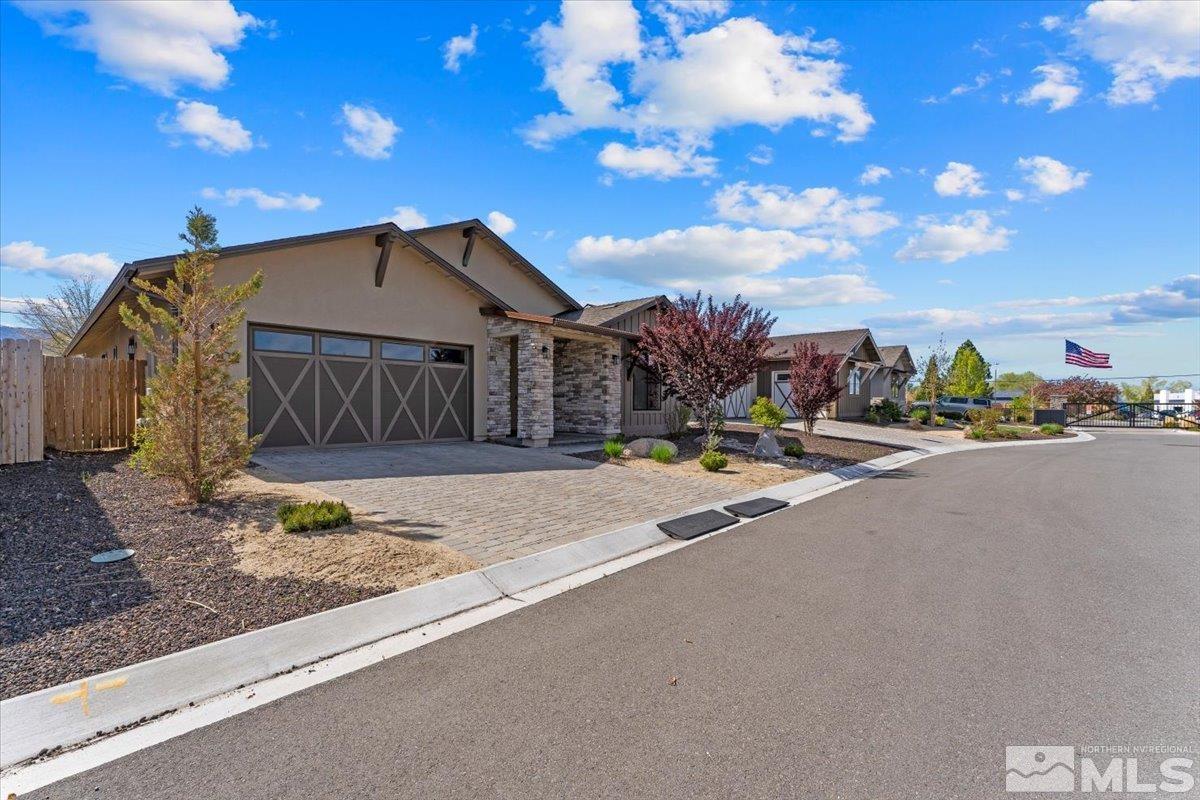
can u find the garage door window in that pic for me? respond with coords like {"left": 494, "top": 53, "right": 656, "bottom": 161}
{"left": 253, "top": 329, "right": 313, "bottom": 354}
{"left": 429, "top": 346, "right": 466, "bottom": 364}
{"left": 320, "top": 336, "right": 371, "bottom": 358}
{"left": 381, "top": 342, "right": 424, "bottom": 362}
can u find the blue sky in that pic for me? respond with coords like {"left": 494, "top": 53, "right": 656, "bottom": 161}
{"left": 1, "top": 0, "right": 1197, "bottom": 380}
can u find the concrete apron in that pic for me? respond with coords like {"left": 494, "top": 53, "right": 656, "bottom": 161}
{"left": 0, "top": 431, "right": 1095, "bottom": 774}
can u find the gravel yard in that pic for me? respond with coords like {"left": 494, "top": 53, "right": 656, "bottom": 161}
{"left": 572, "top": 428, "right": 897, "bottom": 490}
{"left": 0, "top": 452, "right": 473, "bottom": 700}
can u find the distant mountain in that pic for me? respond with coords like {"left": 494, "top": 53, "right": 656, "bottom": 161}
{"left": 0, "top": 325, "right": 46, "bottom": 342}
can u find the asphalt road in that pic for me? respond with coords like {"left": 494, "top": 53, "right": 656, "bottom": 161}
{"left": 33, "top": 433, "right": 1200, "bottom": 799}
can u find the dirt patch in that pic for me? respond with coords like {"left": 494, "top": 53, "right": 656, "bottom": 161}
{"left": 572, "top": 429, "right": 898, "bottom": 491}
{"left": 0, "top": 452, "right": 474, "bottom": 700}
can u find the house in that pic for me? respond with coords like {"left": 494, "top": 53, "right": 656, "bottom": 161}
{"left": 754, "top": 328, "right": 885, "bottom": 420}
{"left": 66, "top": 219, "right": 669, "bottom": 448}
{"left": 870, "top": 345, "right": 916, "bottom": 410}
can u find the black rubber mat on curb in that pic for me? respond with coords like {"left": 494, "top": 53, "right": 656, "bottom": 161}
{"left": 658, "top": 510, "right": 740, "bottom": 540}
{"left": 723, "top": 497, "right": 789, "bottom": 518}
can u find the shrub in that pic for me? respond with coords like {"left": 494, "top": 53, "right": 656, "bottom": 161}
{"left": 864, "top": 410, "right": 880, "bottom": 424}
{"left": 603, "top": 438, "right": 625, "bottom": 459}
{"left": 934, "top": 415, "right": 948, "bottom": 427}
{"left": 698, "top": 449, "right": 728, "bottom": 472}
{"left": 872, "top": 398, "right": 903, "bottom": 422}
{"left": 277, "top": 500, "right": 352, "bottom": 533}
{"left": 912, "top": 407, "right": 930, "bottom": 423}
{"left": 650, "top": 443, "right": 675, "bottom": 463}
{"left": 748, "top": 396, "right": 787, "bottom": 429}
{"left": 783, "top": 442, "right": 805, "bottom": 458}
{"left": 1009, "top": 394, "right": 1033, "bottom": 423}
{"left": 1039, "top": 422, "right": 1064, "bottom": 435}
{"left": 968, "top": 407, "right": 1003, "bottom": 435}
{"left": 665, "top": 402, "right": 692, "bottom": 439}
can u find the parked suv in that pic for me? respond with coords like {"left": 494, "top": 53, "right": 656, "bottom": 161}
{"left": 910, "top": 396, "right": 991, "bottom": 418}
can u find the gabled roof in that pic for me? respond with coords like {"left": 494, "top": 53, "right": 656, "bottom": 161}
{"left": 66, "top": 222, "right": 515, "bottom": 356}
{"left": 556, "top": 295, "right": 667, "bottom": 327}
{"left": 408, "top": 218, "right": 582, "bottom": 311}
{"left": 765, "top": 328, "right": 875, "bottom": 361}
{"left": 878, "top": 345, "right": 915, "bottom": 372}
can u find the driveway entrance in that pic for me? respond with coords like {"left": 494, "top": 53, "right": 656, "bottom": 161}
{"left": 252, "top": 442, "right": 733, "bottom": 565}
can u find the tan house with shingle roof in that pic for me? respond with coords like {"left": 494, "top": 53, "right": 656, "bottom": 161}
{"left": 66, "top": 220, "right": 673, "bottom": 447}
{"left": 752, "top": 328, "right": 886, "bottom": 420}
{"left": 872, "top": 345, "right": 917, "bottom": 411}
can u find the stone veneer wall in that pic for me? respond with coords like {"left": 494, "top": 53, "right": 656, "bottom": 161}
{"left": 485, "top": 317, "right": 554, "bottom": 443}
{"left": 553, "top": 338, "right": 623, "bottom": 435}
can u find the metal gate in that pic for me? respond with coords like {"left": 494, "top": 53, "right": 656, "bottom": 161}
{"left": 1066, "top": 402, "right": 1199, "bottom": 429}
{"left": 249, "top": 325, "right": 471, "bottom": 448}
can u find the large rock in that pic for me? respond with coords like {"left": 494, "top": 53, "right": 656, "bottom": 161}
{"left": 625, "top": 437, "right": 678, "bottom": 459}
{"left": 752, "top": 428, "right": 784, "bottom": 459}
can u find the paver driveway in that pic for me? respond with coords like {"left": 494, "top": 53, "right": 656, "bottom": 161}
{"left": 252, "top": 443, "right": 735, "bottom": 565}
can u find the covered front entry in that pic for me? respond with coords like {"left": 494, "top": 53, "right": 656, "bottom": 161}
{"left": 249, "top": 324, "right": 471, "bottom": 448}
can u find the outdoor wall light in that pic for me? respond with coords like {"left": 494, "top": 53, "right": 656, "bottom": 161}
{"left": 541, "top": 344, "right": 549, "bottom": 356}
{"left": 611, "top": 354, "right": 619, "bottom": 365}
{"left": 127, "top": 336, "right": 137, "bottom": 359}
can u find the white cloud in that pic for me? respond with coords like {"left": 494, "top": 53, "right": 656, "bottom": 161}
{"left": 1018, "top": 63, "right": 1083, "bottom": 112}
{"left": 377, "top": 206, "right": 428, "bottom": 229}
{"left": 867, "top": 274, "right": 1200, "bottom": 337}
{"left": 1016, "top": 155, "right": 1090, "bottom": 196}
{"left": 199, "top": 187, "right": 322, "bottom": 211}
{"left": 709, "top": 273, "right": 891, "bottom": 308}
{"left": 747, "top": 144, "right": 774, "bottom": 165}
{"left": 711, "top": 182, "right": 899, "bottom": 239}
{"left": 648, "top": 0, "right": 731, "bottom": 40}
{"left": 1, "top": 241, "right": 120, "bottom": 280}
{"left": 14, "top": 0, "right": 261, "bottom": 95}
{"left": 569, "top": 224, "right": 837, "bottom": 285}
{"left": 1040, "top": 15, "right": 1064, "bottom": 31}
{"left": 859, "top": 164, "right": 892, "bottom": 185}
{"left": 523, "top": 3, "right": 872, "bottom": 177}
{"left": 1005, "top": 189, "right": 1026, "bottom": 202}
{"left": 894, "top": 211, "right": 1013, "bottom": 263}
{"left": 597, "top": 141, "right": 717, "bottom": 179}
{"left": 443, "top": 23, "right": 478, "bottom": 72}
{"left": 157, "top": 100, "right": 253, "bottom": 154}
{"left": 339, "top": 103, "right": 399, "bottom": 160}
{"left": 486, "top": 210, "right": 517, "bottom": 236}
{"left": 933, "top": 162, "right": 988, "bottom": 197}
{"left": 1069, "top": 0, "right": 1200, "bottom": 105}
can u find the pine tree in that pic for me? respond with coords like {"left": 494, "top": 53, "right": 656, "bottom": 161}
{"left": 119, "top": 207, "right": 264, "bottom": 503}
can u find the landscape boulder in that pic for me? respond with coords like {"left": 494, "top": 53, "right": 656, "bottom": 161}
{"left": 625, "top": 438, "right": 678, "bottom": 459}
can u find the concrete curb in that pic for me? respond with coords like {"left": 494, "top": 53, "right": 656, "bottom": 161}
{"left": 0, "top": 429, "right": 1094, "bottom": 769}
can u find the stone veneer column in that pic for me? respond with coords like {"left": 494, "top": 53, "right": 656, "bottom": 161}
{"left": 485, "top": 330, "right": 512, "bottom": 438}
{"left": 516, "top": 324, "right": 555, "bottom": 445}
{"left": 551, "top": 337, "right": 622, "bottom": 435}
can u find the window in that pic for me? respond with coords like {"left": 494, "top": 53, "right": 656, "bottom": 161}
{"left": 848, "top": 368, "right": 861, "bottom": 395}
{"left": 429, "top": 346, "right": 465, "bottom": 364}
{"left": 320, "top": 336, "right": 370, "bottom": 358}
{"left": 253, "top": 329, "right": 313, "bottom": 354}
{"left": 971, "top": 398, "right": 989, "bottom": 406}
{"left": 381, "top": 341, "right": 423, "bottom": 362}
{"left": 632, "top": 366, "right": 661, "bottom": 411}
{"left": 891, "top": 381, "right": 899, "bottom": 399}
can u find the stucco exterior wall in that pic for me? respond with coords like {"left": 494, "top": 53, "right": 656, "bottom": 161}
{"left": 414, "top": 228, "right": 570, "bottom": 316}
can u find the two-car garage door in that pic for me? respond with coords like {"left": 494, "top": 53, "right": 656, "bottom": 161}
{"left": 249, "top": 325, "right": 471, "bottom": 448}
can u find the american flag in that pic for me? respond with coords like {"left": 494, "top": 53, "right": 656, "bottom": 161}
{"left": 1065, "top": 339, "right": 1112, "bottom": 369}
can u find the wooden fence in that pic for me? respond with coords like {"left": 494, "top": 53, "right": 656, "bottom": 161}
{"left": 1, "top": 339, "right": 44, "bottom": 465}
{"left": 43, "top": 356, "right": 145, "bottom": 453}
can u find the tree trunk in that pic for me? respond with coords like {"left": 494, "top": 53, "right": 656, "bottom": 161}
{"left": 191, "top": 338, "right": 202, "bottom": 503}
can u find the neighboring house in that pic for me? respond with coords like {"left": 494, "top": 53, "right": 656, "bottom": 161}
{"left": 1154, "top": 387, "right": 1196, "bottom": 407}
{"left": 66, "top": 219, "right": 669, "bottom": 448}
{"left": 871, "top": 345, "right": 916, "bottom": 410}
{"left": 991, "top": 389, "right": 1024, "bottom": 405}
{"left": 753, "top": 328, "right": 885, "bottom": 420}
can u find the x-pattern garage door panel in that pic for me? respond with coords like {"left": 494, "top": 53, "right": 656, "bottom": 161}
{"left": 380, "top": 363, "right": 426, "bottom": 442}
{"left": 252, "top": 353, "right": 317, "bottom": 447}
{"left": 319, "top": 358, "right": 373, "bottom": 445}
{"left": 250, "top": 326, "right": 470, "bottom": 447}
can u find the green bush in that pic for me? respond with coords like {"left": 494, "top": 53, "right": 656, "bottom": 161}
{"left": 1010, "top": 395, "right": 1033, "bottom": 423}
{"left": 872, "top": 398, "right": 903, "bottom": 422}
{"left": 968, "top": 407, "right": 1004, "bottom": 435}
{"left": 1039, "top": 422, "right": 1064, "bottom": 435}
{"left": 783, "top": 442, "right": 805, "bottom": 458}
{"left": 649, "top": 443, "right": 675, "bottom": 463}
{"left": 934, "top": 415, "right": 948, "bottom": 427}
{"left": 864, "top": 410, "right": 880, "bottom": 424}
{"left": 665, "top": 402, "right": 692, "bottom": 439}
{"left": 912, "top": 407, "right": 930, "bottom": 423}
{"left": 603, "top": 438, "right": 625, "bottom": 459}
{"left": 277, "top": 500, "right": 352, "bottom": 533}
{"left": 748, "top": 396, "right": 787, "bottom": 429}
{"left": 698, "top": 449, "right": 728, "bottom": 472}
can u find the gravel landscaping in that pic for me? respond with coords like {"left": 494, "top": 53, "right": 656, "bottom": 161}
{"left": 0, "top": 452, "right": 474, "bottom": 700}
{"left": 572, "top": 428, "right": 897, "bottom": 490}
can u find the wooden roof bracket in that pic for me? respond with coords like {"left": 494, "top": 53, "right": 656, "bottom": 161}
{"left": 461, "top": 225, "right": 477, "bottom": 267}
{"left": 374, "top": 232, "right": 399, "bottom": 287}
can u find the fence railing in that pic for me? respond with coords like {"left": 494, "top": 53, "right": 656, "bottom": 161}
{"left": 1066, "top": 401, "right": 1199, "bottom": 429}
{"left": 1, "top": 339, "right": 44, "bottom": 465}
{"left": 43, "top": 356, "right": 146, "bottom": 452}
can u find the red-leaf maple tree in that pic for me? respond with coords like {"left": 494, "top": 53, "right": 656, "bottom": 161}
{"left": 633, "top": 293, "right": 774, "bottom": 448}
{"left": 1030, "top": 375, "right": 1119, "bottom": 405}
{"left": 788, "top": 341, "right": 842, "bottom": 434}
